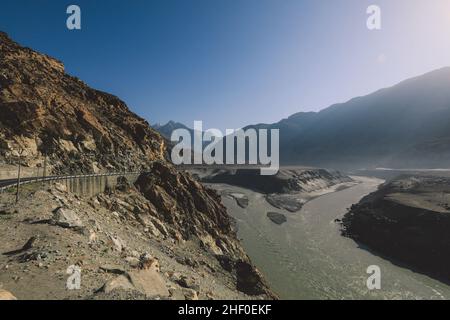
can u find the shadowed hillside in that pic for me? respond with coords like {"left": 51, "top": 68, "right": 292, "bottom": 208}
{"left": 245, "top": 68, "right": 450, "bottom": 170}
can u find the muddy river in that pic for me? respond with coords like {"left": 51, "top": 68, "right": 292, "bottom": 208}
{"left": 210, "top": 176, "right": 450, "bottom": 300}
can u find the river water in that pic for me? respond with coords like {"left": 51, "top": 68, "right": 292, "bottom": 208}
{"left": 212, "top": 176, "right": 450, "bottom": 300}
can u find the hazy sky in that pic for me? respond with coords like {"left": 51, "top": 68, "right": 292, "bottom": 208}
{"left": 1, "top": 0, "right": 450, "bottom": 129}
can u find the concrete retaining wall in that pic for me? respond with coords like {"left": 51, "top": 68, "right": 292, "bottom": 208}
{"left": 59, "top": 173, "right": 141, "bottom": 197}
{"left": 1, "top": 172, "right": 142, "bottom": 198}
{"left": 0, "top": 165, "right": 42, "bottom": 180}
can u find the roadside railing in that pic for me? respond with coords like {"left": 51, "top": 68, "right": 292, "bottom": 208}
{"left": 0, "top": 171, "right": 143, "bottom": 195}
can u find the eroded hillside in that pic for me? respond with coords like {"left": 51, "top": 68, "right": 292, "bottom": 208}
{"left": 0, "top": 31, "right": 165, "bottom": 174}
{"left": 0, "top": 32, "right": 276, "bottom": 300}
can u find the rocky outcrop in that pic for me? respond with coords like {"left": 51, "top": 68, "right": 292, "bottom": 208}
{"left": 192, "top": 167, "right": 352, "bottom": 194}
{"left": 0, "top": 31, "right": 166, "bottom": 174}
{"left": 102, "top": 268, "right": 170, "bottom": 298}
{"left": 133, "top": 162, "right": 277, "bottom": 298}
{"left": 0, "top": 32, "right": 276, "bottom": 300}
{"left": 341, "top": 175, "right": 450, "bottom": 283}
{"left": 236, "top": 260, "right": 272, "bottom": 296}
{"left": 135, "top": 162, "right": 235, "bottom": 246}
{"left": 194, "top": 167, "right": 353, "bottom": 213}
{"left": 52, "top": 207, "right": 84, "bottom": 229}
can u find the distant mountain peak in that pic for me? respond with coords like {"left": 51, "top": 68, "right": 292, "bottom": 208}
{"left": 153, "top": 121, "right": 192, "bottom": 139}
{"left": 244, "top": 66, "right": 450, "bottom": 170}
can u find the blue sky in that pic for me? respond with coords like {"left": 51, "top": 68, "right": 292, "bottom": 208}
{"left": 1, "top": 0, "right": 450, "bottom": 129}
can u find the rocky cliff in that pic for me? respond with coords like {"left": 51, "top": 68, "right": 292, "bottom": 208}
{"left": 192, "top": 167, "right": 352, "bottom": 194}
{"left": 341, "top": 175, "right": 450, "bottom": 283}
{"left": 0, "top": 31, "right": 165, "bottom": 174}
{"left": 0, "top": 170, "right": 275, "bottom": 299}
{"left": 0, "top": 32, "right": 276, "bottom": 300}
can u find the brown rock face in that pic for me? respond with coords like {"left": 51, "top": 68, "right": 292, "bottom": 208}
{"left": 135, "top": 162, "right": 237, "bottom": 250}
{"left": 0, "top": 31, "right": 166, "bottom": 173}
{"left": 342, "top": 176, "right": 450, "bottom": 283}
{"left": 236, "top": 260, "right": 273, "bottom": 296}
{"left": 134, "top": 162, "right": 277, "bottom": 298}
{"left": 0, "top": 32, "right": 276, "bottom": 299}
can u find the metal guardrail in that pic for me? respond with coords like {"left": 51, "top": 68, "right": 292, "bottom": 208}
{"left": 0, "top": 171, "right": 142, "bottom": 192}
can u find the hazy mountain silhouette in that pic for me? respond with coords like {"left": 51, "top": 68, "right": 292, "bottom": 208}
{"left": 153, "top": 121, "right": 193, "bottom": 140}
{"left": 245, "top": 67, "right": 450, "bottom": 170}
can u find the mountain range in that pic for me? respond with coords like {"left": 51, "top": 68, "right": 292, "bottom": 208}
{"left": 156, "top": 68, "right": 450, "bottom": 170}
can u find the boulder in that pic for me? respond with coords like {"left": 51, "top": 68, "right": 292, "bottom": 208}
{"left": 128, "top": 268, "right": 169, "bottom": 298}
{"left": 175, "top": 276, "right": 199, "bottom": 291}
{"left": 109, "top": 235, "right": 126, "bottom": 252}
{"left": 54, "top": 182, "right": 67, "bottom": 193}
{"left": 139, "top": 253, "right": 160, "bottom": 271}
{"left": 0, "top": 289, "right": 17, "bottom": 300}
{"left": 88, "top": 230, "right": 97, "bottom": 243}
{"left": 267, "top": 212, "right": 287, "bottom": 225}
{"left": 101, "top": 268, "right": 169, "bottom": 298}
{"left": 125, "top": 257, "right": 140, "bottom": 268}
{"left": 182, "top": 288, "right": 198, "bottom": 300}
{"left": 52, "top": 207, "right": 83, "bottom": 228}
{"left": 102, "top": 275, "right": 135, "bottom": 294}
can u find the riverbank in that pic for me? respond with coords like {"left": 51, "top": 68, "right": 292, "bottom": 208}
{"left": 342, "top": 175, "right": 450, "bottom": 284}
{"left": 209, "top": 176, "right": 450, "bottom": 299}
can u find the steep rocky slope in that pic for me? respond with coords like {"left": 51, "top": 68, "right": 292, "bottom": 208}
{"left": 0, "top": 31, "right": 165, "bottom": 174}
{"left": 0, "top": 163, "right": 276, "bottom": 300}
{"left": 0, "top": 32, "right": 275, "bottom": 300}
{"left": 341, "top": 175, "right": 450, "bottom": 283}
